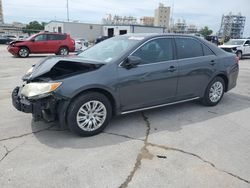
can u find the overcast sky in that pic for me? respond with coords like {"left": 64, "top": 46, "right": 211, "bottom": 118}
{"left": 2, "top": 0, "right": 250, "bottom": 36}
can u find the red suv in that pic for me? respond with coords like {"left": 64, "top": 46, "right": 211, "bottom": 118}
{"left": 7, "top": 32, "right": 75, "bottom": 58}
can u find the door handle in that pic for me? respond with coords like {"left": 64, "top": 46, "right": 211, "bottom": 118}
{"left": 209, "top": 60, "right": 215, "bottom": 66}
{"left": 168, "top": 66, "right": 177, "bottom": 72}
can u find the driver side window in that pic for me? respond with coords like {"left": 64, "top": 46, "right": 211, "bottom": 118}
{"left": 132, "top": 38, "right": 174, "bottom": 64}
{"left": 245, "top": 40, "right": 250, "bottom": 45}
{"left": 35, "top": 34, "right": 47, "bottom": 41}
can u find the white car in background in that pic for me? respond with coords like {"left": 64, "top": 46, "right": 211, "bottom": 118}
{"left": 219, "top": 39, "right": 250, "bottom": 59}
{"left": 74, "top": 39, "right": 89, "bottom": 52}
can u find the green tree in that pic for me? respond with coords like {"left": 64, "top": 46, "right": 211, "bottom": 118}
{"left": 199, "top": 26, "right": 213, "bottom": 37}
{"left": 23, "top": 21, "right": 45, "bottom": 35}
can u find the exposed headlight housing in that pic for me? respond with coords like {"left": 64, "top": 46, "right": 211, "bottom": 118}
{"left": 21, "top": 82, "right": 62, "bottom": 99}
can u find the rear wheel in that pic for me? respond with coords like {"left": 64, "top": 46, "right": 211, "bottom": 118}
{"left": 67, "top": 92, "right": 112, "bottom": 136}
{"left": 202, "top": 77, "right": 225, "bottom": 106}
{"left": 57, "top": 47, "right": 69, "bottom": 55}
{"left": 18, "top": 47, "right": 29, "bottom": 58}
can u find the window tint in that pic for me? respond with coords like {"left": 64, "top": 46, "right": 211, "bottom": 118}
{"left": 176, "top": 38, "right": 203, "bottom": 59}
{"left": 132, "top": 38, "right": 174, "bottom": 64}
{"left": 203, "top": 45, "right": 214, "bottom": 56}
{"left": 34, "top": 34, "right": 47, "bottom": 41}
{"left": 245, "top": 40, "right": 250, "bottom": 45}
{"left": 48, "top": 34, "right": 66, "bottom": 40}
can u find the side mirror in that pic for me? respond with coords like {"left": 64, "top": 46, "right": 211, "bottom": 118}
{"left": 30, "top": 38, "right": 35, "bottom": 42}
{"left": 123, "top": 56, "right": 142, "bottom": 69}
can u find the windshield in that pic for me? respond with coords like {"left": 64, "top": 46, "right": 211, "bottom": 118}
{"left": 225, "top": 40, "right": 245, "bottom": 45}
{"left": 26, "top": 34, "right": 37, "bottom": 41}
{"left": 78, "top": 36, "right": 144, "bottom": 63}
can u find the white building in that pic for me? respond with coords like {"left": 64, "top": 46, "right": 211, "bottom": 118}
{"left": 103, "top": 25, "right": 165, "bottom": 37}
{"left": 45, "top": 21, "right": 103, "bottom": 41}
{"left": 154, "top": 3, "right": 171, "bottom": 29}
{"left": 0, "top": 0, "right": 4, "bottom": 24}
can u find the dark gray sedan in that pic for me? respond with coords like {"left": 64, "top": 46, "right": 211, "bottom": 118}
{"left": 12, "top": 34, "right": 239, "bottom": 136}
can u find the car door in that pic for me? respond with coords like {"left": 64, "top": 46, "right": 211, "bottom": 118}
{"left": 243, "top": 40, "right": 250, "bottom": 54}
{"left": 47, "top": 34, "right": 64, "bottom": 52}
{"left": 117, "top": 37, "right": 178, "bottom": 112}
{"left": 29, "top": 34, "right": 48, "bottom": 53}
{"left": 175, "top": 37, "right": 217, "bottom": 99}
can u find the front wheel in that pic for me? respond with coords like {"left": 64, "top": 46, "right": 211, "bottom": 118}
{"left": 202, "top": 77, "right": 225, "bottom": 106}
{"left": 18, "top": 47, "right": 29, "bottom": 58}
{"left": 236, "top": 51, "right": 242, "bottom": 60}
{"left": 67, "top": 92, "right": 112, "bottom": 136}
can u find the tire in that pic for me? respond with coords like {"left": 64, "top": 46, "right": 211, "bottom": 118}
{"left": 67, "top": 92, "right": 112, "bottom": 136}
{"left": 202, "top": 77, "right": 225, "bottom": 106}
{"left": 236, "top": 51, "right": 242, "bottom": 60}
{"left": 57, "top": 47, "right": 69, "bottom": 56}
{"left": 18, "top": 47, "right": 29, "bottom": 58}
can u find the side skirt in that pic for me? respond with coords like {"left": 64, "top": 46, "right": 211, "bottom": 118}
{"left": 121, "top": 97, "right": 200, "bottom": 115}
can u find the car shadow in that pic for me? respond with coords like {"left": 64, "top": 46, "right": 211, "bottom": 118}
{"left": 32, "top": 92, "right": 250, "bottom": 149}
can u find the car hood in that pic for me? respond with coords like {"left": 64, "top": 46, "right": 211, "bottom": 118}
{"left": 10, "top": 40, "right": 24, "bottom": 44}
{"left": 24, "top": 56, "right": 104, "bottom": 81}
{"left": 218, "top": 44, "right": 241, "bottom": 48}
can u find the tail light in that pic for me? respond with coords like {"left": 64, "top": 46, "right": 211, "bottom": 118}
{"left": 235, "top": 56, "right": 239, "bottom": 64}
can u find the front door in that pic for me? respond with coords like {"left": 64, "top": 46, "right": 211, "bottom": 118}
{"left": 29, "top": 34, "right": 48, "bottom": 53}
{"left": 118, "top": 37, "right": 178, "bottom": 112}
{"left": 244, "top": 40, "right": 250, "bottom": 54}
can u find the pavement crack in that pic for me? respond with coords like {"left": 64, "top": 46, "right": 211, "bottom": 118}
{"left": 0, "top": 125, "right": 55, "bottom": 142}
{"left": 103, "top": 132, "right": 143, "bottom": 141}
{"left": 119, "top": 112, "right": 152, "bottom": 188}
{"left": 0, "top": 142, "right": 25, "bottom": 163}
{"left": 148, "top": 143, "right": 250, "bottom": 184}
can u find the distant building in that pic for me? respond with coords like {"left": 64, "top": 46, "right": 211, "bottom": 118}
{"left": 154, "top": 3, "right": 171, "bottom": 29}
{"left": 103, "top": 25, "right": 165, "bottom": 37}
{"left": 45, "top": 21, "right": 103, "bottom": 40}
{"left": 218, "top": 12, "right": 246, "bottom": 39}
{"left": 0, "top": 0, "right": 4, "bottom": 24}
{"left": 140, "top": 17, "right": 154, "bottom": 26}
{"left": 173, "top": 19, "right": 187, "bottom": 33}
{"left": 187, "top": 24, "right": 198, "bottom": 34}
{"left": 102, "top": 14, "right": 138, "bottom": 25}
{"left": 0, "top": 22, "right": 26, "bottom": 36}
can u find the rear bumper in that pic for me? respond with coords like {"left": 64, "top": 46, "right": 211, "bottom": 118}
{"left": 12, "top": 87, "right": 58, "bottom": 122}
{"left": 227, "top": 63, "right": 239, "bottom": 91}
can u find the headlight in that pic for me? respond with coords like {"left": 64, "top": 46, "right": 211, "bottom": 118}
{"left": 21, "top": 82, "right": 62, "bottom": 98}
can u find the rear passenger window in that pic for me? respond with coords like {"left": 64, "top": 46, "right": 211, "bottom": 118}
{"left": 175, "top": 38, "right": 203, "bottom": 59}
{"left": 203, "top": 45, "right": 214, "bottom": 56}
{"left": 48, "top": 34, "right": 66, "bottom": 40}
{"left": 132, "top": 38, "right": 174, "bottom": 64}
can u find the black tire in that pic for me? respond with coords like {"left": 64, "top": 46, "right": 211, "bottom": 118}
{"left": 236, "top": 51, "right": 242, "bottom": 60}
{"left": 202, "top": 77, "right": 225, "bottom": 106}
{"left": 67, "top": 92, "right": 112, "bottom": 136}
{"left": 18, "top": 47, "right": 29, "bottom": 58}
{"left": 57, "top": 47, "right": 69, "bottom": 55}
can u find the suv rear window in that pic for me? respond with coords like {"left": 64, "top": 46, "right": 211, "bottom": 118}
{"left": 175, "top": 38, "right": 203, "bottom": 59}
{"left": 48, "top": 34, "right": 66, "bottom": 40}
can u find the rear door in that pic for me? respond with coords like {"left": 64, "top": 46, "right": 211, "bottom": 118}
{"left": 118, "top": 37, "right": 178, "bottom": 112}
{"left": 47, "top": 34, "right": 64, "bottom": 52}
{"left": 175, "top": 37, "right": 217, "bottom": 99}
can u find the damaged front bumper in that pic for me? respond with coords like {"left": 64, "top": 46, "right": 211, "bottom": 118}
{"left": 12, "top": 86, "right": 59, "bottom": 122}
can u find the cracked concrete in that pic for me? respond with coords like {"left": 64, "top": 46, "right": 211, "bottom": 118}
{"left": 0, "top": 46, "right": 250, "bottom": 187}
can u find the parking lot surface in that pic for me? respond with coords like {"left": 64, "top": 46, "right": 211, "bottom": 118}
{"left": 0, "top": 45, "right": 250, "bottom": 188}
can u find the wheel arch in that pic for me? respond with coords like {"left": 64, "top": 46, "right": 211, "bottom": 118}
{"left": 215, "top": 73, "right": 229, "bottom": 92}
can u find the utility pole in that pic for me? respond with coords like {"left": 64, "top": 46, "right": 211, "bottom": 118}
{"left": 67, "top": 0, "right": 69, "bottom": 22}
